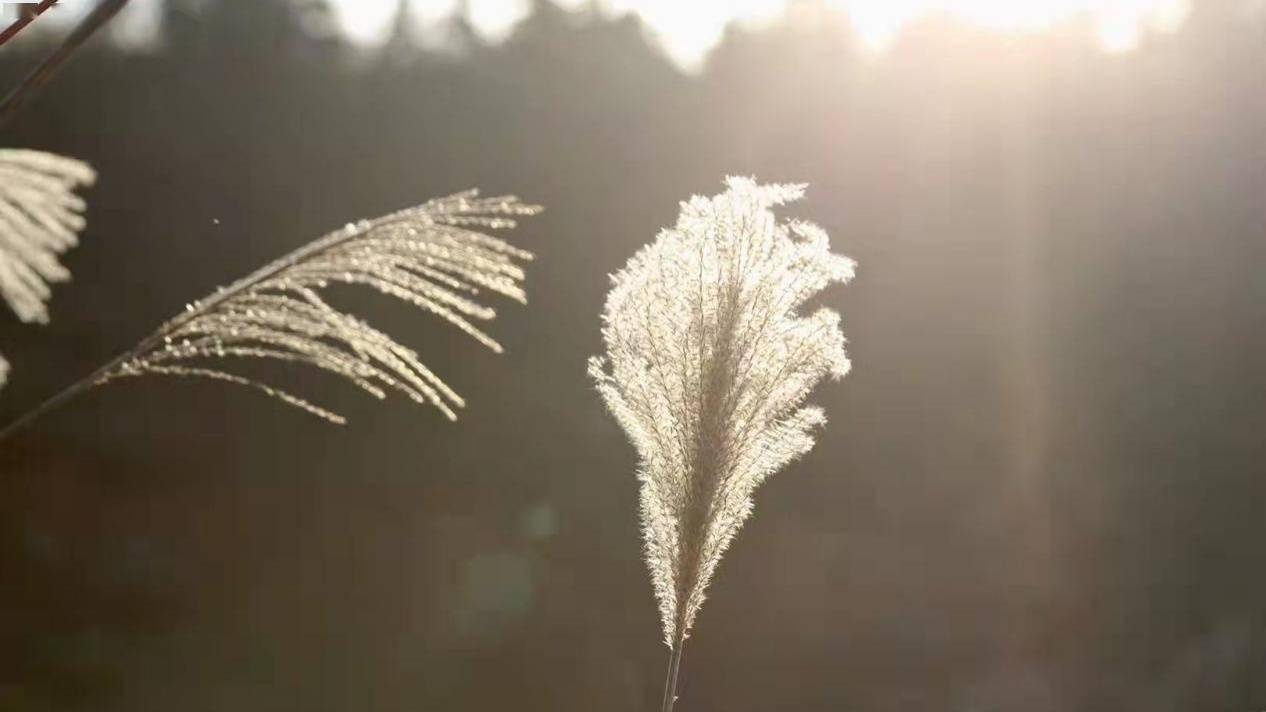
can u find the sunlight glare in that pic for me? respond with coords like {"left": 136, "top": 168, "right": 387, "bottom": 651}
{"left": 826, "top": 0, "right": 1191, "bottom": 52}
{"left": 467, "top": 0, "right": 533, "bottom": 43}
{"left": 333, "top": 0, "right": 398, "bottom": 45}
{"left": 327, "top": 0, "right": 1193, "bottom": 66}
{"left": 599, "top": 0, "right": 786, "bottom": 70}
{"left": 332, "top": 0, "right": 529, "bottom": 47}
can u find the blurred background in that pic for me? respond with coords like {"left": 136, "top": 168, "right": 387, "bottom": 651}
{"left": 1, "top": 1, "right": 1264, "bottom": 710}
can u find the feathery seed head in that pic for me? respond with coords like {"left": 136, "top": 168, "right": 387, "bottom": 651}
{"left": 98, "top": 190, "right": 538, "bottom": 423}
{"left": 590, "top": 177, "right": 854, "bottom": 645}
{"left": 0, "top": 149, "right": 96, "bottom": 325}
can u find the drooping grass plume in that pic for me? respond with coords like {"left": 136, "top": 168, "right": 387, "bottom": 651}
{"left": 588, "top": 177, "right": 854, "bottom": 711}
{"left": 0, "top": 191, "right": 537, "bottom": 439}
{"left": 0, "top": 149, "right": 96, "bottom": 324}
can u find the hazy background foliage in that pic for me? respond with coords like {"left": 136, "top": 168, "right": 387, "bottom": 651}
{"left": 0, "top": 1, "right": 1264, "bottom": 710}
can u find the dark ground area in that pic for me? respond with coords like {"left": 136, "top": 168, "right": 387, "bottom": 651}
{"left": 1, "top": 1, "right": 1265, "bottom": 710}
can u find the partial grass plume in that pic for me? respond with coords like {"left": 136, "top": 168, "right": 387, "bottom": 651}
{"left": 0, "top": 149, "right": 96, "bottom": 324}
{"left": 0, "top": 148, "right": 96, "bottom": 391}
{"left": 589, "top": 177, "right": 854, "bottom": 710}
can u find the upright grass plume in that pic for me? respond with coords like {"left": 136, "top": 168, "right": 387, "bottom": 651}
{"left": 588, "top": 177, "right": 854, "bottom": 711}
{"left": 0, "top": 190, "right": 537, "bottom": 438}
{"left": 0, "top": 148, "right": 96, "bottom": 388}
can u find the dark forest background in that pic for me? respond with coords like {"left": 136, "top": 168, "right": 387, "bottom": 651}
{"left": 1, "top": 1, "right": 1265, "bottom": 710}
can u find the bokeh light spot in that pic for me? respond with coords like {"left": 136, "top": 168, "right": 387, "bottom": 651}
{"left": 520, "top": 503, "right": 558, "bottom": 541}
{"left": 454, "top": 552, "right": 535, "bottom": 639}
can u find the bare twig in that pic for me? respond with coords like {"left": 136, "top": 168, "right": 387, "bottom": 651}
{"left": 0, "top": 0, "right": 130, "bottom": 130}
{"left": 0, "top": 0, "right": 59, "bottom": 48}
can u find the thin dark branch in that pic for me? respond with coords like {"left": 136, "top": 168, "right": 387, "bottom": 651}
{"left": 0, "top": 0, "right": 59, "bottom": 48}
{"left": 0, "top": 0, "right": 130, "bottom": 130}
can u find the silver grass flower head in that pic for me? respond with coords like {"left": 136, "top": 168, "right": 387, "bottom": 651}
{"left": 98, "top": 191, "right": 538, "bottom": 424}
{"left": 589, "top": 177, "right": 855, "bottom": 646}
{"left": 0, "top": 149, "right": 96, "bottom": 324}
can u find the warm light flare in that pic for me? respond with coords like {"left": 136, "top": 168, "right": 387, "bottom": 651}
{"left": 597, "top": 0, "right": 787, "bottom": 69}
{"left": 328, "top": 0, "right": 1193, "bottom": 68}
{"left": 827, "top": 0, "right": 1192, "bottom": 52}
